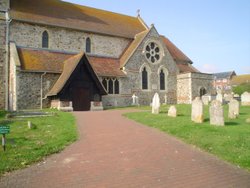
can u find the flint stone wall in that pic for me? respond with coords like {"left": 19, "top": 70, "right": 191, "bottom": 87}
{"left": 0, "top": 18, "right": 6, "bottom": 109}
{"left": 9, "top": 21, "right": 130, "bottom": 58}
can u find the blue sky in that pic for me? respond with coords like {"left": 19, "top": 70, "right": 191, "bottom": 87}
{"left": 64, "top": 0, "right": 250, "bottom": 75}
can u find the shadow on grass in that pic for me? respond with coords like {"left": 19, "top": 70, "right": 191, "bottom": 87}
{"left": 225, "top": 122, "right": 239, "bottom": 126}
{"left": 204, "top": 118, "right": 210, "bottom": 122}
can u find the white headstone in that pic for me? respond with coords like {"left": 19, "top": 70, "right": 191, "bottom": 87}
{"left": 202, "top": 95, "right": 209, "bottom": 105}
{"left": 168, "top": 105, "right": 177, "bottom": 117}
{"left": 209, "top": 100, "right": 224, "bottom": 126}
{"left": 192, "top": 97, "right": 204, "bottom": 123}
{"left": 152, "top": 93, "right": 160, "bottom": 114}
{"left": 132, "top": 94, "right": 136, "bottom": 105}
{"left": 241, "top": 92, "right": 250, "bottom": 106}
{"left": 228, "top": 99, "right": 239, "bottom": 119}
{"left": 216, "top": 93, "right": 223, "bottom": 103}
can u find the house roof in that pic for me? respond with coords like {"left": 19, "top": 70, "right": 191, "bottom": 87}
{"left": 161, "top": 36, "right": 193, "bottom": 64}
{"left": 213, "top": 71, "right": 236, "bottom": 79}
{"left": 47, "top": 53, "right": 107, "bottom": 96}
{"left": 230, "top": 74, "right": 250, "bottom": 85}
{"left": 17, "top": 47, "right": 125, "bottom": 77}
{"left": 10, "top": 0, "right": 147, "bottom": 39}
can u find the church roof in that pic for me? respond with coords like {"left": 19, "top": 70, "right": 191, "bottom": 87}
{"left": 177, "top": 63, "right": 199, "bottom": 73}
{"left": 47, "top": 53, "right": 107, "bottom": 97}
{"left": 160, "top": 36, "right": 193, "bottom": 64}
{"left": 213, "top": 71, "right": 236, "bottom": 79}
{"left": 10, "top": 0, "right": 147, "bottom": 39}
{"left": 17, "top": 47, "right": 126, "bottom": 77}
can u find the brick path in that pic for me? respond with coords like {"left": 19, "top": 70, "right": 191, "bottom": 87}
{"left": 0, "top": 110, "right": 250, "bottom": 188}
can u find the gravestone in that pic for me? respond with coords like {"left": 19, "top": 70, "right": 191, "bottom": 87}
{"left": 168, "top": 105, "right": 177, "bottom": 117}
{"left": 241, "top": 92, "right": 250, "bottom": 106}
{"left": 152, "top": 93, "right": 160, "bottom": 114}
{"left": 224, "top": 93, "right": 233, "bottom": 102}
{"left": 164, "top": 94, "right": 167, "bottom": 104}
{"left": 192, "top": 97, "right": 204, "bottom": 123}
{"left": 216, "top": 93, "right": 223, "bottom": 103}
{"left": 202, "top": 95, "right": 209, "bottom": 105}
{"left": 228, "top": 99, "right": 239, "bottom": 119}
{"left": 209, "top": 100, "right": 224, "bottom": 126}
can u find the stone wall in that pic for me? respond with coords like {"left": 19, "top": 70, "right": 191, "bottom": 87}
{"left": 0, "top": 18, "right": 6, "bottom": 109}
{"left": 16, "top": 71, "right": 60, "bottom": 110}
{"left": 0, "top": 0, "right": 9, "bottom": 11}
{"left": 177, "top": 72, "right": 213, "bottom": 104}
{"left": 177, "top": 73, "right": 192, "bottom": 104}
{"left": 102, "top": 27, "right": 178, "bottom": 107}
{"left": 10, "top": 21, "right": 131, "bottom": 58}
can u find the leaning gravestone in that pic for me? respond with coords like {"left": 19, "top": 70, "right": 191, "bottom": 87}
{"left": 192, "top": 97, "right": 204, "bottom": 123}
{"left": 228, "top": 99, "right": 239, "bottom": 119}
{"left": 209, "top": 100, "right": 224, "bottom": 126}
{"left": 168, "top": 105, "right": 177, "bottom": 117}
{"left": 241, "top": 92, "right": 250, "bottom": 106}
{"left": 152, "top": 93, "right": 160, "bottom": 114}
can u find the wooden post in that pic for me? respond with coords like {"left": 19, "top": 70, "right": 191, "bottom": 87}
{"left": 2, "top": 134, "right": 6, "bottom": 151}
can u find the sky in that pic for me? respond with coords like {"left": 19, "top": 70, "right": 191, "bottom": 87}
{"left": 64, "top": 0, "right": 250, "bottom": 75}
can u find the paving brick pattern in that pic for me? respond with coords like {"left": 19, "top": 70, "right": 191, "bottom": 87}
{"left": 0, "top": 110, "right": 250, "bottom": 188}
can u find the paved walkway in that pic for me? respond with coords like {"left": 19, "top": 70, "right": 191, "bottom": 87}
{"left": 0, "top": 110, "right": 250, "bottom": 188}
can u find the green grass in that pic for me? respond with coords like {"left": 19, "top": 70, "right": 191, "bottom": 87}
{"left": 124, "top": 104, "right": 250, "bottom": 171}
{"left": 0, "top": 110, "right": 78, "bottom": 175}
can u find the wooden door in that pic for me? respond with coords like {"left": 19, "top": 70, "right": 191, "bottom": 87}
{"left": 72, "top": 87, "right": 90, "bottom": 111}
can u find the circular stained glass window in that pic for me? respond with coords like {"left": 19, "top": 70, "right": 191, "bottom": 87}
{"left": 145, "top": 42, "right": 161, "bottom": 63}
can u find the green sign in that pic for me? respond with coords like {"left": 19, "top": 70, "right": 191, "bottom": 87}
{"left": 0, "top": 126, "right": 10, "bottom": 134}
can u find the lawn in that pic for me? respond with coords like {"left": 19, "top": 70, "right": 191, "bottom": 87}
{"left": 124, "top": 104, "right": 250, "bottom": 171}
{"left": 0, "top": 110, "right": 78, "bottom": 175}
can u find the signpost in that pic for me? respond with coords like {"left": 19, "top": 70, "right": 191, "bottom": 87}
{"left": 0, "top": 125, "right": 10, "bottom": 151}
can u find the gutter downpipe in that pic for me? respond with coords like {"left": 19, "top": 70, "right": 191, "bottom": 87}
{"left": 5, "top": 10, "right": 12, "bottom": 111}
{"left": 40, "top": 72, "right": 47, "bottom": 109}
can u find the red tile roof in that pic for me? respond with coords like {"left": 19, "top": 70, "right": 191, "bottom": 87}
{"left": 10, "top": 0, "right": 147, "bottom": 38}
{"left": 161, "top": 36, "right": 193, "bottom": 64}
{"left": 177, "top": 63, "right": 199, "bottom": 73}
{"left": 17, "top": 47, "right": 125, "bottom": 77}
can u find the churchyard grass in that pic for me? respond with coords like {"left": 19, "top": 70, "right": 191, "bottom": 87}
{"left": 0, "top": 110, "right": 77, "bottom": 175}
{"left": 124, "top": 104, "right": 250, "bottom": 171}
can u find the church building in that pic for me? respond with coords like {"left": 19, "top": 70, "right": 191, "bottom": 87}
{"left": 0, "top": 0, "right": 213, "bottom": 111}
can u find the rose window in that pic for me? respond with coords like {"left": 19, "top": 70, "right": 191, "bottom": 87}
{"left": 145, "top": 42, "right": 161, "bottom": 63}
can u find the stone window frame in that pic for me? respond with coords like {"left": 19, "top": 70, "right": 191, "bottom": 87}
{"left": 157, "top": 66, "right": 169, "bottom": 92}
{"left": 86, "top": 37, "right": 91, "bottom": 53}
{"left": 142, "top": 39, "right": 164, "bottom": 65}
{"left": 102, "top": 77, "right": 120, "bottom": 95}
{"left": 139, "top": 63, "right": 152, "bottom": 91}
{"left": 42, "top": 30, "right": 49, "bottom": 48}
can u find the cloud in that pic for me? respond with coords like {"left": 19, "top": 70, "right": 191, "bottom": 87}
{"left": 199, "top": 64, "right": 219, "bottom": 73}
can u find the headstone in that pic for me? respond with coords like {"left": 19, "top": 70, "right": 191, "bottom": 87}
{"left": 216, "top": 93, "right": 223, "bottom": 103}
{"left": 224, "top": 93, "right": 233, "bottom": 102}
{"left": 132, "top": 94, "right": 139, "bottom": 106}
{"left": 164, "top": 94, "right": 167, "bottom": 104}
{"left": 192, "top": 97, "right": 204, "bottom": 123}
{"left": 241, "top": 92, "right": 250, "bottom": 106}
{"left": 168, "top": 106, "right": 177, "bottom": 117}
{"left": 28, "top": 121, "right": 32, "bottom": 129}
{"left": 152, "top": 93, "right": 160, "bottom": 114}
{"left": 246, "top": 118, "right": 250, "bottom": 124}
{"left": 228, "top": 99, "right": 239, "bottom": 119}
{"left": 209, "top": 100, "right": 224, "bottom": 126}
{"left": 202, "top": 95, "right": 209, "bottom": 105}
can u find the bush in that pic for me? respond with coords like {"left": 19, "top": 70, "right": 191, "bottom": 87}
{"left": 232, "top": 83, "right": 250, "bottom": 95}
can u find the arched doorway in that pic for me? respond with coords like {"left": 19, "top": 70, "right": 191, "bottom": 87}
{"left": 199, "top": 87, "right": 207, "bottom": 97}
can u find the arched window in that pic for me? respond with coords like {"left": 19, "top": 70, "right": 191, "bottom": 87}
{"left": 142, "top": 67, "right": 148, "bottom": 90}
{"left": 114, "top": 79, "right": 119, "bottom": 94}
{"left": 42, "top": 31, "right": 49, "bottom": 48}
{"left": 200, "top": 87, "right": 206, "bottom": 97}
{"left": 86, "top": 37, "right": 91, "bottom": 53}
{"left": 108, "top": 79, "right": 113, "bottom": 94}
{"left": 102, "top": 79, "right": 107, "bottom": 91}
{"left": 160, "top": 69, "right": 165, "bottom": 90}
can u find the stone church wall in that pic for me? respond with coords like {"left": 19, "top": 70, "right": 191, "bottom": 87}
{"left": 191, "top": 73, "right": 213, "bottom": 99}
{"left": 102, "top": 27, "right": 178, "bottom": 107}
{"left": 0, "top": 17, "right": 6, "bottom": 109}
{"left": 9, "top": 21, "right": 130, "bottom": 58}
{"left": 16, "top": 71, "right": 59, "bottom": 110}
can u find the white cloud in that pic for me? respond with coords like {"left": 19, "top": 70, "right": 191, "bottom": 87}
{"left": 199, "top": 64, "right": 219, "bottom": 73}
